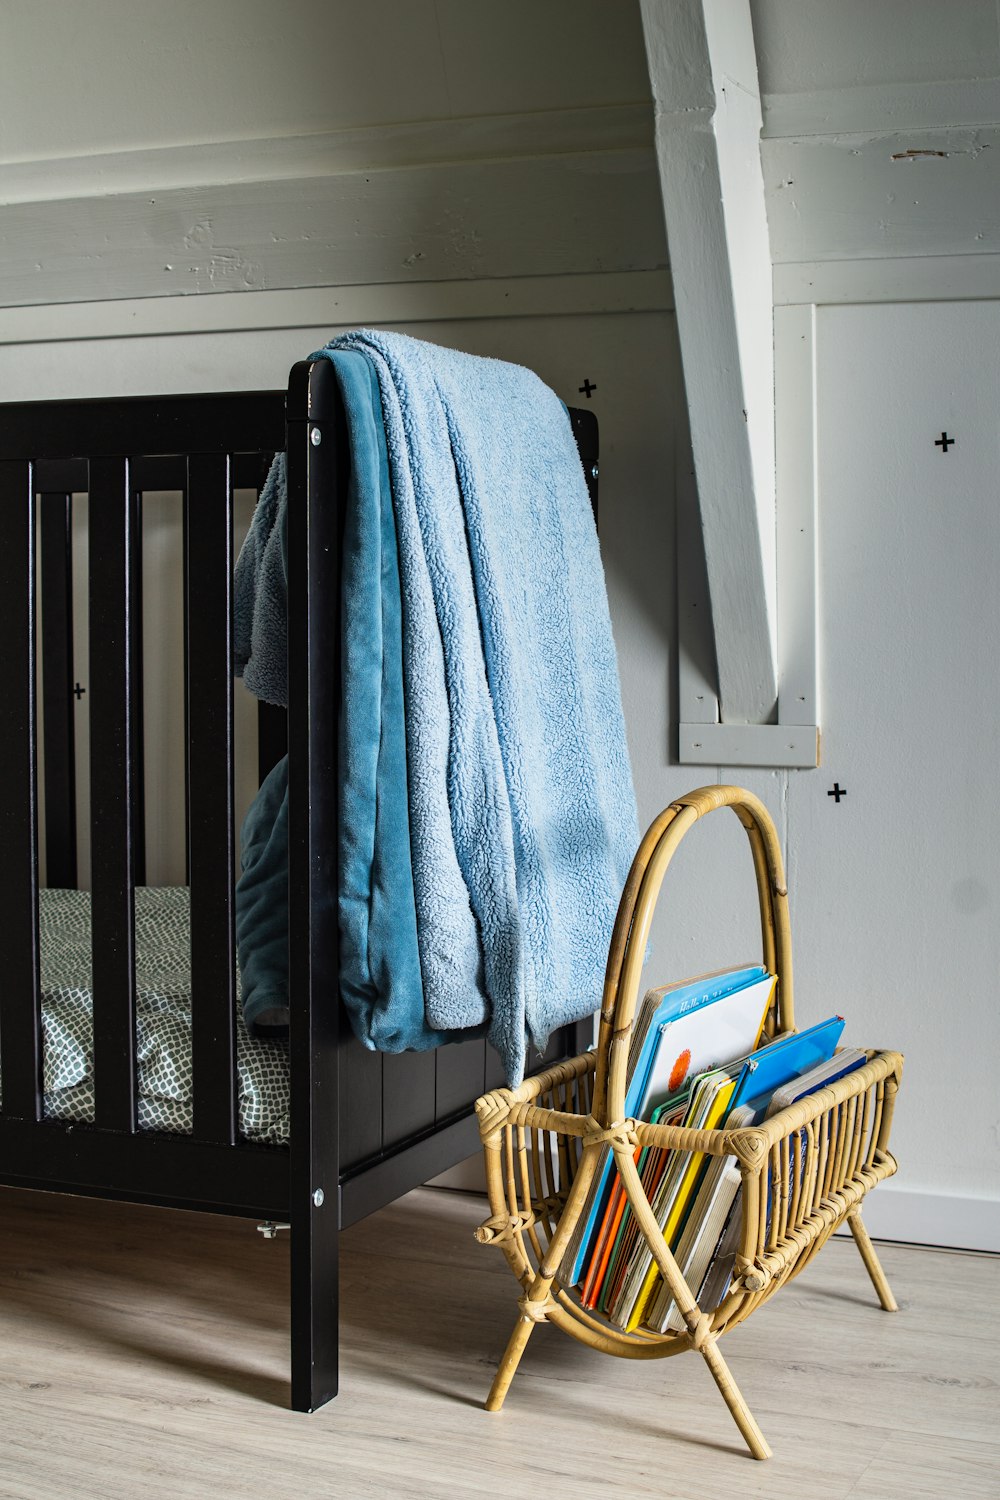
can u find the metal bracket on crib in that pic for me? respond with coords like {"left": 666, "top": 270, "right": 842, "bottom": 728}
{"left": 257, "top": 1221, "right": 291, "bottom": 1239}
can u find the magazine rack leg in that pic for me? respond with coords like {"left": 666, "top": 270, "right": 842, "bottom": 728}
{"left": 480, "top": 1118, "right": 605, "bottom": 1415}
{"left": 616, "top": 1150, "right": 773, "bottom": 1461}
{"left": 847, "top": 1210, "right": 898, "bottom": 1312}
{"left": 485, "top": 1306, "right": 539, "bottom": 1413}
{"left": 698, "top": 1336, "right": 773, "bottom": 1461}
{"left": 484, "top": 1194, "right": 590, "bottom": 1413}
{"left": 485, "top": 1260, "right": 772, "bottom": 1460}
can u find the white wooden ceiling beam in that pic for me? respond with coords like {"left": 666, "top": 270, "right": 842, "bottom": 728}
{"left": 640, "top": 0, "right": 777, "bottom": 724}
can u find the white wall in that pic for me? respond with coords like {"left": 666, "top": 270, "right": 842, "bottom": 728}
{"left": 799, "top": 300, "right": 1000, "bottom": 1201}
{"left": 0, "top": 0, "right": 662, "bottom": 308}
{"left": 0, "top": 0, "right": 651, "bottom": 161}
{"left": 752, "top": 0, "right": 1000, "bottom": 264}
{"left": 745, "top": 0, "right": 1000, "bottom": 1250}
{"left": 3, "top": 1, "right": 999, "bottom": 1248}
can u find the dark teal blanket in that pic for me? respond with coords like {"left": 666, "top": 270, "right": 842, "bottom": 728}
{"left": 235, "top": 350, "right": 473, "bottom": 1051}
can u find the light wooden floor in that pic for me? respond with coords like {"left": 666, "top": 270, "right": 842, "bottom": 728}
{"left": 0, "top": 1184, "right": 997, "bottom": 1500}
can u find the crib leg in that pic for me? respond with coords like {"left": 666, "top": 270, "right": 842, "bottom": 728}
{"left": 289, "top": 1201, "right": 340, "bottom": 1412}
{"left": 485, "top": 1310, "right": 538, "bottom": 1412}
{"left": 699, "top": 1334, "right": 772, "bottom": 1461}
{"left": 847, "top": 1209, "right": 898, "bottom": 1312}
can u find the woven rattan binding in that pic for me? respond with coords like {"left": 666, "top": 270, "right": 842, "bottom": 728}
{"left": 475, "top": 785, "right": 902, "bottom": 1461}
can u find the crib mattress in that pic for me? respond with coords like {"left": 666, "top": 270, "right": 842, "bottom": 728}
{"left": 2, "top": 886, "right": 290, "bottom": 1145}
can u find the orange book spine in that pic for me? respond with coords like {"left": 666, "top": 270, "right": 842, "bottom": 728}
{"left": 581, "top": 1161, "right": 636, "bottom": 1308}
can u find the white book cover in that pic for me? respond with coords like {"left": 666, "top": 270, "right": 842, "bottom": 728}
{"left": 634, "top": 974, "right": 775, "bottom": 1120}
{"left": 658, "top": 1161, "right": 744, "bottom": 1333}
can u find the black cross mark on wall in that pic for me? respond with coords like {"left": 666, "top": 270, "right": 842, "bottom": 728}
{"left": 73, "top": 683, "right": 86, "bottom": 700}
{"left": 935, "top": 432, "right": 955, "bottom": 453}
{"left": 827, "top": 783, "right": 847, "bottom": 803}
{"left": 578, "top": 378, "right": 597, "bottom": 399}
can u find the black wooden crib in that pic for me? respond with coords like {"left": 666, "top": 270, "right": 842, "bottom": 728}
{"left": 0, "top": 358, "right": 598, "bottom": 1411}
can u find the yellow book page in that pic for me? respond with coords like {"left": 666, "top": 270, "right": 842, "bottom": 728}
{"left": 626, "top": 1079, "right": 737, "bottom": 1333}
{"left": 754, "top": 977, "right": 776, "bottom": 1048}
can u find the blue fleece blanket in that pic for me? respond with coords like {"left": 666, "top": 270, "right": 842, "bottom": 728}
{"left": 323, "top": 330, "right": 638, "bottom": 1085}
{"left": 235, "top": 351, "right": 474, "bottom": 1051}
{"left": 237, "top": 331, "right": 638, "bottom": 1085}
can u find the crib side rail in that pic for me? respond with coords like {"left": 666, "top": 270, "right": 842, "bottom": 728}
{"left": 0, "top": 393, "right": 284, "bottom": 1153}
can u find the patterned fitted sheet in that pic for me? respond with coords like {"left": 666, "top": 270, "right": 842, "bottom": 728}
{"left": 1, "top": 886, "right": 290, "bottom": 1145}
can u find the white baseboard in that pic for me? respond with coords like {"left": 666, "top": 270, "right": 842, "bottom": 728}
{"left": 835, "top": 1187, "right": 1000, "bottom": 1254}
{"left": 427, "top": 1155, "right": 487, "bottom": 1195}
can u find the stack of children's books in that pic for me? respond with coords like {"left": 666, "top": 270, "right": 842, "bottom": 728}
{"left": 559, "top": 965, "right": 866, "bottom": 1333}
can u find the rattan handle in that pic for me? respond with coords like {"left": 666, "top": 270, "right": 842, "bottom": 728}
{"left": 592, "top": 785, "right": 793, "bottom": 1123}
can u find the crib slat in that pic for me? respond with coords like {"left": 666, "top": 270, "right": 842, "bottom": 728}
{"left": 437, "top": 1039, "right": 490, "bottom": 1120}
{"left": 181, "top": 476, "right": 191, "bottom": 884}
{"left": 185, "top": 452, "right": 238, "bottom": 1146}
{"left": 89, "top": 455, "right": 138, "bottom": 1134}
{"left": 129, "top": 486, "right": 146, "bottom": 886}
{"left": 35, "top": 454, "right": 277, "bottom": 502}
{"left": 40, "top": 492, "right": 78, "bottom": 889}
{"left": 383, "top": 1051, "right": 434, "bottom": 1150}
{"left": 338, "top": 1040, "right": 383, "bottom": 1169}
{"left": 0, "top": 460, "right": 43, "bottom": 1120}
{"left": 484, "top": 1039, "right": 508, "bottom": 1093}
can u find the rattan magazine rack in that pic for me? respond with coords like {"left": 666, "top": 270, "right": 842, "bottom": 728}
{"left": 475, "top": 786, "right": 903, "bottom": 1461}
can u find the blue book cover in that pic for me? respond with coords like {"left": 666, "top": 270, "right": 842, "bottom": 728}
{"left": 726, "top": 1015, "right": 847, "bottom": 1116}
{"left": 565, "top": 964, "right": 770, "bottom": 1287}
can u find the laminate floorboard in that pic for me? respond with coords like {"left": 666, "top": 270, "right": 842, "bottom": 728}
{"left": 0, "top": 1183, "right": 996, "bottom": 1500}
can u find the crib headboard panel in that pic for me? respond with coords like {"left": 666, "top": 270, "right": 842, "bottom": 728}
{"left": 32, "top": 448, "right": 278, "bottom": 894}
{"left": 0, "top": 391, "right": 285, "bottom": 1137}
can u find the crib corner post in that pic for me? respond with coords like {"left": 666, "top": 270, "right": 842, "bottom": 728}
{"left": 289, "top": 1180, "right": 341, "bottom": 1413}
{"left": 286, "top": 356, "right": 345, "bottom": 1412}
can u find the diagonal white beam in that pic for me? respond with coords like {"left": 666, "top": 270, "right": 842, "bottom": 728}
{"left": 640, "top": 0, "right": 777, "bottom": 723}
